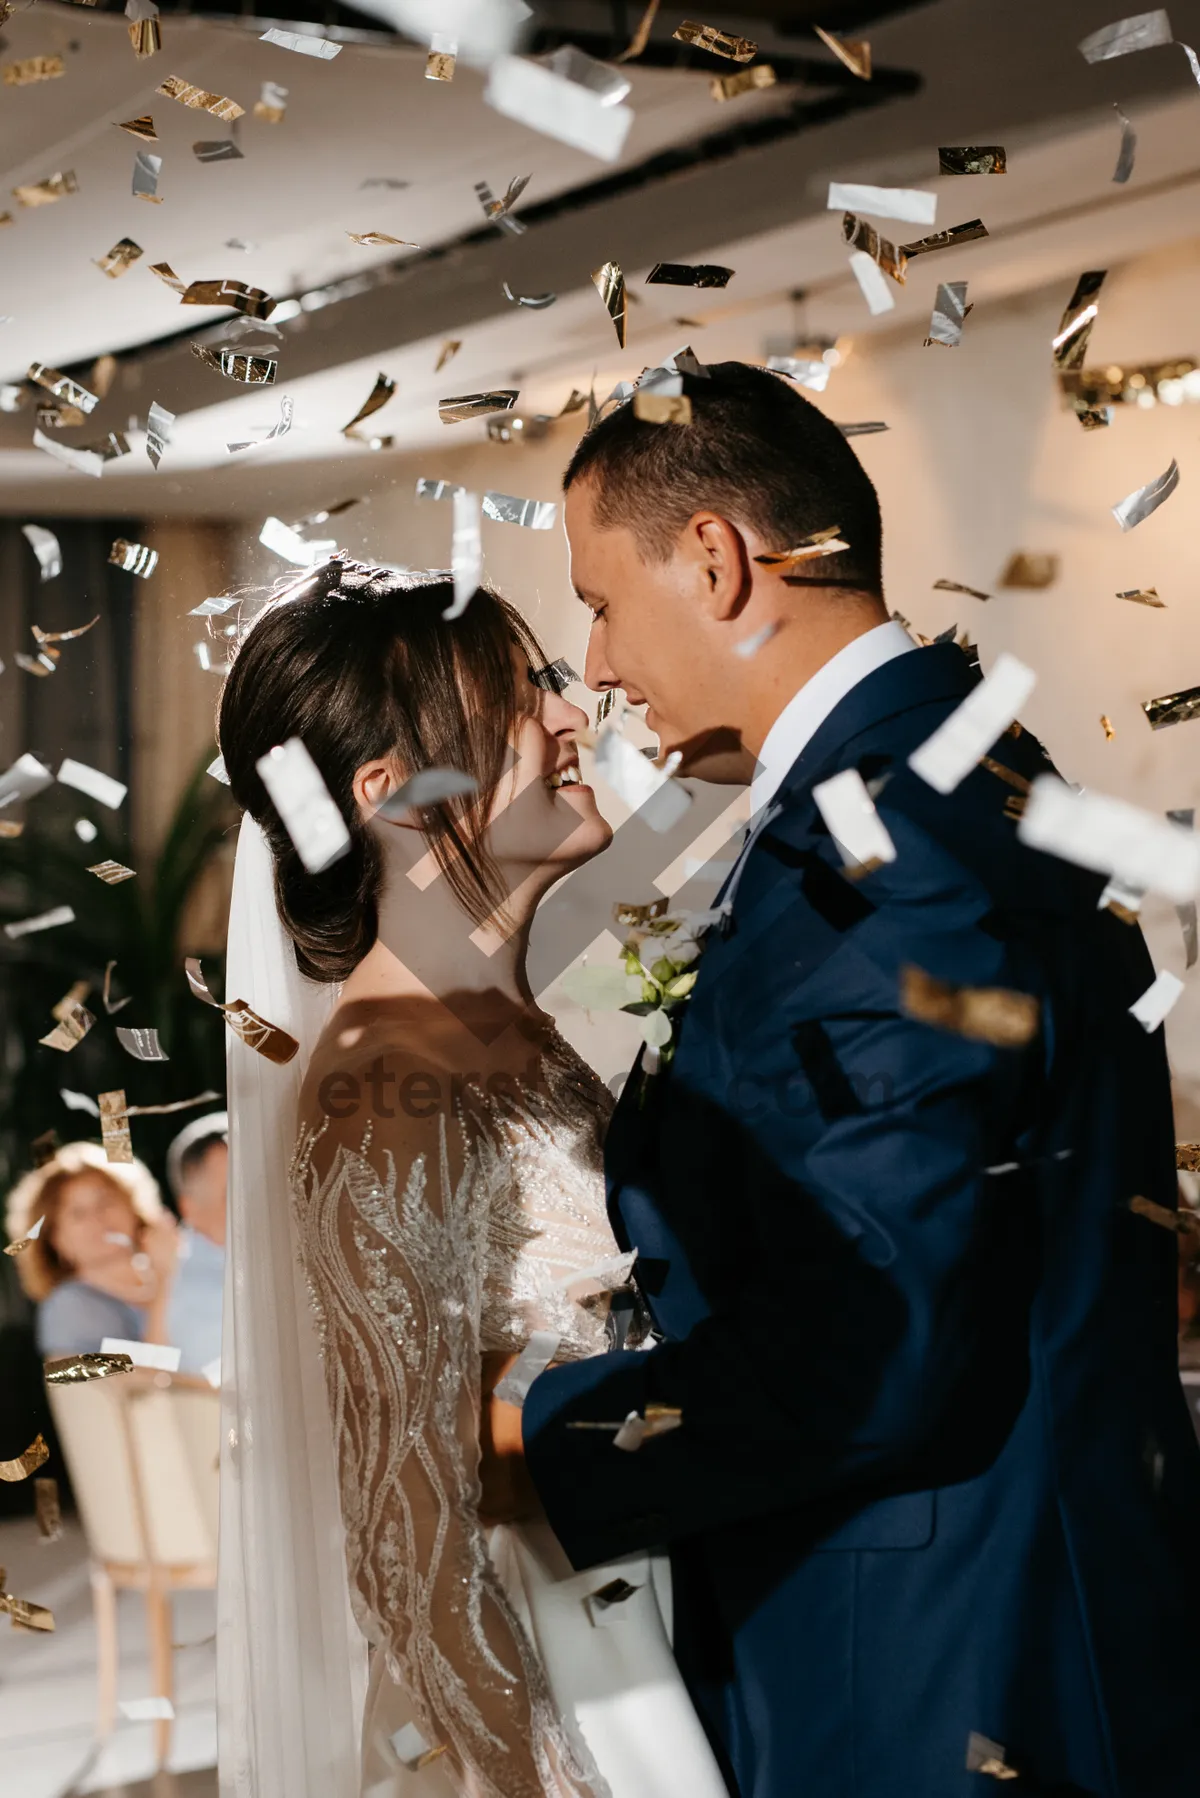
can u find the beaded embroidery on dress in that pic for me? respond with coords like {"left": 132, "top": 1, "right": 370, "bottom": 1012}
{"left": 289, "top": 1028, "right": 629, "bottom": 1798}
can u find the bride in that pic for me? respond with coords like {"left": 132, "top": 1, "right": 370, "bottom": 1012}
{"left": 213, "top": 556, "right": 730, "bottom": 1798}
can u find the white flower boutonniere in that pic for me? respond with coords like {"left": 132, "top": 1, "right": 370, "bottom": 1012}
{"left": 560, "top": 898, "right": 727, "bottom": 1073}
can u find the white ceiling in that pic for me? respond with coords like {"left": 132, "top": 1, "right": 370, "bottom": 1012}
{"left": 3, "top": 0, "right": 1200, "bottom": 510}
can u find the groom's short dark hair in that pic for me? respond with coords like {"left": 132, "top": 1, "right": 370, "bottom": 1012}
{"left": 563, "top": 360, "right": 883, "bottom": 595}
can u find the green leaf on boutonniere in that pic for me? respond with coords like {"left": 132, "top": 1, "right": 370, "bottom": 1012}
{"left": 560, "top": 966, "right": 647, "bottom": 1010}
{"left": 640, "top": 1008, "right": 674, "bottom": 1049}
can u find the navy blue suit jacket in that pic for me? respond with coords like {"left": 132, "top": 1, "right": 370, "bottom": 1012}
{"left": 524, "top": 643, "right": 1200, "bottom": 1798}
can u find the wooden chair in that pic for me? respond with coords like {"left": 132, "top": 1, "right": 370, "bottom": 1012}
{"left": 46, "top": 1367, "right": 219, "bottom": 1768}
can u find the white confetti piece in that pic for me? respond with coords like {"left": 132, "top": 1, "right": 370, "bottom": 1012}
{"left": 813, "top": 767, "right": 897, "bottom": 870}
{"left": 1019, "top": 778, "right": 1200, "bottom": 903}
{"left": 1111, "top": 458, "right": 1180, "bottom": 530}
{"left": 481, "top": 491, "right": 557, "bottom": 528}
{"left": 827, "top": 181, "right": 937, "bottom": 225}
{"left": 100, "top": 1337, "right": 182, "bottom": 1372}
{"left": 444, "top": 488, "right": 482, "bottom": 620}
{"left": 257, "top": 739, "right": 351, "bottom": 874}
{"left": 258, "top": 516, "right": 337, "bottom": 565}
{"left": 116, "top": 1027, "right": 169, "bottom": 1061}
{"left": 61, "top": 1089, "right": 101, "bottom": 1116}
{"left": 1079, "top": 9, "right": 1171, "bottom": 61}
{"left": 593, "top": 730, "right": 692, "bottom": 832}
{"left": 259, "top": 25, "right": 341, "bottom": 57}
{"left": 57, "top": 758, "right": 127, "bottom": 810}
{"left": 119, "top": 1697, "right": 175, "bottom": 1722}
{"left": 848, "top": 250, "right": 896, "bottom": 315}
{"left": 22, "top": 523, "right": 61, "bottom": 581}
{"left": 375, "top": 767, "right": 479, "bottom": 820}
{"left": 908, "top": 653, "right": 1036, "bottom": 795}
{"left": 493, "top": 1330, "right": 560, "bottom": 1406}
{"left": 485, "top": 55, "right": 633, "bottom": 162}
{"left": 0, "top": 752, "right": 54, "bottom": 808}
{"left": 1129, "top": 969, "right": 1184, "bottom": 1032}
{"left": 32, "top": 428, "right": 105, "bottom": 477}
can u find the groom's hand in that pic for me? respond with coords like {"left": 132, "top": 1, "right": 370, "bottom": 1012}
{"left": 479, "top": 1350, "right": 543, "bottom": 1525}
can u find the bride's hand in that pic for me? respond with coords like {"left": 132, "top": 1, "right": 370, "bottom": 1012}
{"left": 478, "top": 1351, "right": 544, "bottom": 1526}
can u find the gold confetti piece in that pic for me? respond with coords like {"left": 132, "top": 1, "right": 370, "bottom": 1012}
{"left": 1130, "top": 1193, "right": 1200, "bottom": 1236}
{"left": 633, "top": 391, "right": 693, "bottom": 425}
{"left": 938, "top": 145, "right": 1006, "bottom": 175}
{"left": 102, "top": 960, "right": 131, "bottom": 1017}
{"left": 1142, "top": 684, "right": 1200, "bottom": 730}
{"left": 3, "top": 55, "right": 65, "bottom": 85}
{"left": 434, "top": 340, "right": 461, "bottom": 374}
{"left": 95, "top": 237, "right": 143, "bottom": 279}
{"left": 52, "top": 981, "right": 91, "bottom": 1024}
{"left": 966, "top": 1732, "right": 1018, "bottom": 1780}
{"left": 1100, "top": 714, "right": 1116, "bottom": 740}
{"left": 16, "top": 651, "right": 58, "bottom": 678}
{"left": 156, "top": 73, "right": 243, "bottom": 121}
{"left": 901, "top": 964, "right": 1039, "bottom": 1047}
{"left": 1179, "top": 1142, "right": 1200, "bottom": 1171}
{"left": 842, "top": 213, "right": 907, "bottom": 283}
{"left": 0, "top": 821, "right": 24, "bottom": 840}
{"left": 900, "top": 219, "right": 988, "bottom": 258}
{"left": 117, "top": 114, "right": 157, "bottom": 139}
{"left": 28, "top": 364, "right": 99, "bottom": 415}
{"left": 755, "top": 525, "right": 848, "bottom": 565}
{"left": 617, "top": 0, "right": 660, "bottom": 60}
{"left": 1116, "top": 586, "right": 1164, "bottom": 606}
{"left": 425, "top": 43, "right": 456, "bottom": 81}
{"left": 711, "top": 63, "right": 776, "bottom": 100}
{"left": 88, "top": 860, "right": 136, "bottom": 884}
{"left": 934, "top": 578, "right": 990, "bottom": 600}
{"left": 181, "top": 278, "right": 276, "bottom": 319}
{"left": 14, "top": 171, "right": 77, "bottom": 208}
{"left": 93, "top": 353, "right": 117, "bottom": 398}
{"left": 674, "top": 19, "right": 757, "bottom": 60}
{"left": 341, "top": 371, "right": 395, "bottom": 435}
{"left": 0, "top": 1435, "right": 49, "bottom": 1481}
{"left": 439, "top": 388, "right": 518, "bottom": 425}
{"left": 45, "top": 1351, "right": 133, "bottom": 1384}
{"left": 999, "top": 552, "right": 1059, "bottom": 589}
{"left": 38, "top": 1003, "right": 95, "bottom": 1052}
{"left": 128, "top": 16, "right": 160, "bottom": 58}
{"left": 346, "top": 231, "right": 420, "bottom": 247}
{"left": 813, "top": 23, "right": 871, "bottom": 78}
{"left": 476, "top": 173, "right": 530, "bottom": 233}
{"left": 99, "top": 1089, "right": 133, "bottom": 1163}
{"left": 646, "top": 262, "right": 734, "bottom": 287}
{"left": 109, "top": 539, "right": 158, "bottom": 577}
{"left": 0, "top": 1579, "right": 54, "bottom": 1632}
{"left": 254, "top": 80, "right": 288, "bottom": 121}
{"left": 1053, "top": 270, "right": 1106, "bottom": 370}
{"left": 132, "top": 149, "right": 162, "bottom": 202}
{"left": 592, "top": 261, "right": 627, "bottom": 347}
{"left": 150, "top": 261, "right": 185, "bottom": 293}
{"left": 184, "top": 956, "right": 299, "bottom": 1063}
{"left": 191, "top": 343, "right": 277, "bottom": 384}
{"left": 35, "top": 1478, "right": 61, "bottom": 1542}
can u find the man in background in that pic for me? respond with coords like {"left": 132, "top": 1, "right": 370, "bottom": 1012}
{"left": 161, "top": 1111, "right": 227, "bottom": 1375}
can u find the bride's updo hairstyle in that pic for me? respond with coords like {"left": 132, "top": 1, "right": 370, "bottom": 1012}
{"left": 218, "top": 557, "right": 547, "bottom": 982}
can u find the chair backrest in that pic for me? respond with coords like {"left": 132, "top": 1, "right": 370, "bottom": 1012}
{"left": 47, "top": 1370, "right": 220, "bottom": 1568}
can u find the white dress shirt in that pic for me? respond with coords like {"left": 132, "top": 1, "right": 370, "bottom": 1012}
{"left": 748, "top": 619, "right": 916, "bottom": 822}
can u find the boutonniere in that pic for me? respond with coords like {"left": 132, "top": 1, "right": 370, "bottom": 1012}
{"left": 561, "top": 898, "right": 727, "bottom": 1073}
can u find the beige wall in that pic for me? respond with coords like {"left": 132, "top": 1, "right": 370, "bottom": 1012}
{"left": 225, "top": 239, "right": 1200, "bottom": 1099}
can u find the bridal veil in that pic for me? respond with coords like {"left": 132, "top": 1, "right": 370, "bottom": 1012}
{"left": 217, "top": 813, "right": 367, "bottom": 1797}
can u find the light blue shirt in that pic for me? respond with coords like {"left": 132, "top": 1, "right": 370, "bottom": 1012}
{"left": 165, "top": 1225, "right": 225, "bottom": 1374}
{"left": 38, "top": 1282, "right": 144, "bottom": 1357}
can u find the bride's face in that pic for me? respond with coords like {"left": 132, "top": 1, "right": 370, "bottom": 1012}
{"left": 481, "top": 653, "right": 613, "bottom": 879}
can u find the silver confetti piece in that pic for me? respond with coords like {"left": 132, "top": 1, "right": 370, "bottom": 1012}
{"left": 193, "top": 140, "right": 243, "bottom": 162}
{"left": 227, "top": 394, "right": 293, "bottom": 454}
{"left": 493, "top": 1330, "right": 560, "bottom": 1407}
{"left": 1112, "top": 104, "right": 1137, "bottom": 182}
{"left": 529, "top": 657, "right": 579, "bottom": 693}
{"left": 256, "top": 738, "right": 351, "bottom": 873}
{"left": 415, "top": 477, "right": 464, "bottom": 501}
{"left": 445, "top": 488, "right": 482, "bottom": 620}
{"left": 146, "top": 400, "right": 174, "bottom": 470}
{"left": 439, "top": 389, "right": 519, "bottom": 424}
{"left": 132, "top": 149, "right": 163, "bottom": 202}
{"left": 375, "top": 767, "right": 479, "bottom": 820}
{"left": 502, "top": 281, "right": 556, "bottom": 308}
{"left": 109, "top": 538, "right": 158, "bottom": 578}
{"left": 1079, "top": 10, "right": 1171, "bottom": 62}
{"left": 481, "top": 491, "right": 557, "bottom": 529}
{"left": 116, "top": 1027, "right": 169, "bottom": 1061}
{"left": 542, "top": 42, "right": 631, "bottom": 104}
{"left": 925, "top": 280, "right": 969, "bottom": 347}
{"left": 1112, "top": 457, "right": 1179, "bottom": 531}
{"left": 5, "top": 905, "right": 74, "bottom": 940}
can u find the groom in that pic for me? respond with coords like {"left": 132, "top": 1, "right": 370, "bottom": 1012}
{"left": 514, "top": 364, "right": 1200, "bottom": 1797}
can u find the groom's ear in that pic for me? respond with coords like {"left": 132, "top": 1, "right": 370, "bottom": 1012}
{"left": 689, "top": 513, "right": 752, "bottom": 622}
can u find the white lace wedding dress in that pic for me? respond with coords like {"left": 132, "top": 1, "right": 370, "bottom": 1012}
{"left": 288, "top": 1026, "right": 730, "bottom": 1798}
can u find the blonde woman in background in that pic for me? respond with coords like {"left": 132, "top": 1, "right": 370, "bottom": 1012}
{"left": 6, "top": 1142, "right": 176, "bottom": 1357}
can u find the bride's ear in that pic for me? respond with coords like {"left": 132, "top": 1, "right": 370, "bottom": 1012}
{"left": 352, "top": 758, "right": 420, "bottom": 830}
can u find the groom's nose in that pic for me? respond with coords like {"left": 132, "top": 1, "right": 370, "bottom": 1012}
{"left": 584, "top": 620, "right": 618, "bottom": 695}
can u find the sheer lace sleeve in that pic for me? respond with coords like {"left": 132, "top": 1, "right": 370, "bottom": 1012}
{"left": 290, "top": 1112, "right": 601, "bottom": 1798}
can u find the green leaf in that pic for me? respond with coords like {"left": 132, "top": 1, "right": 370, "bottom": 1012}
{"left": 560, "top": 965, "right": 647, "bottom": 1011}
{"left": 640, "top": 1007, "right": 674, "bottom": 1049}
{"left": 664, "top": 969, "right": 699, "bottom": 1001}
